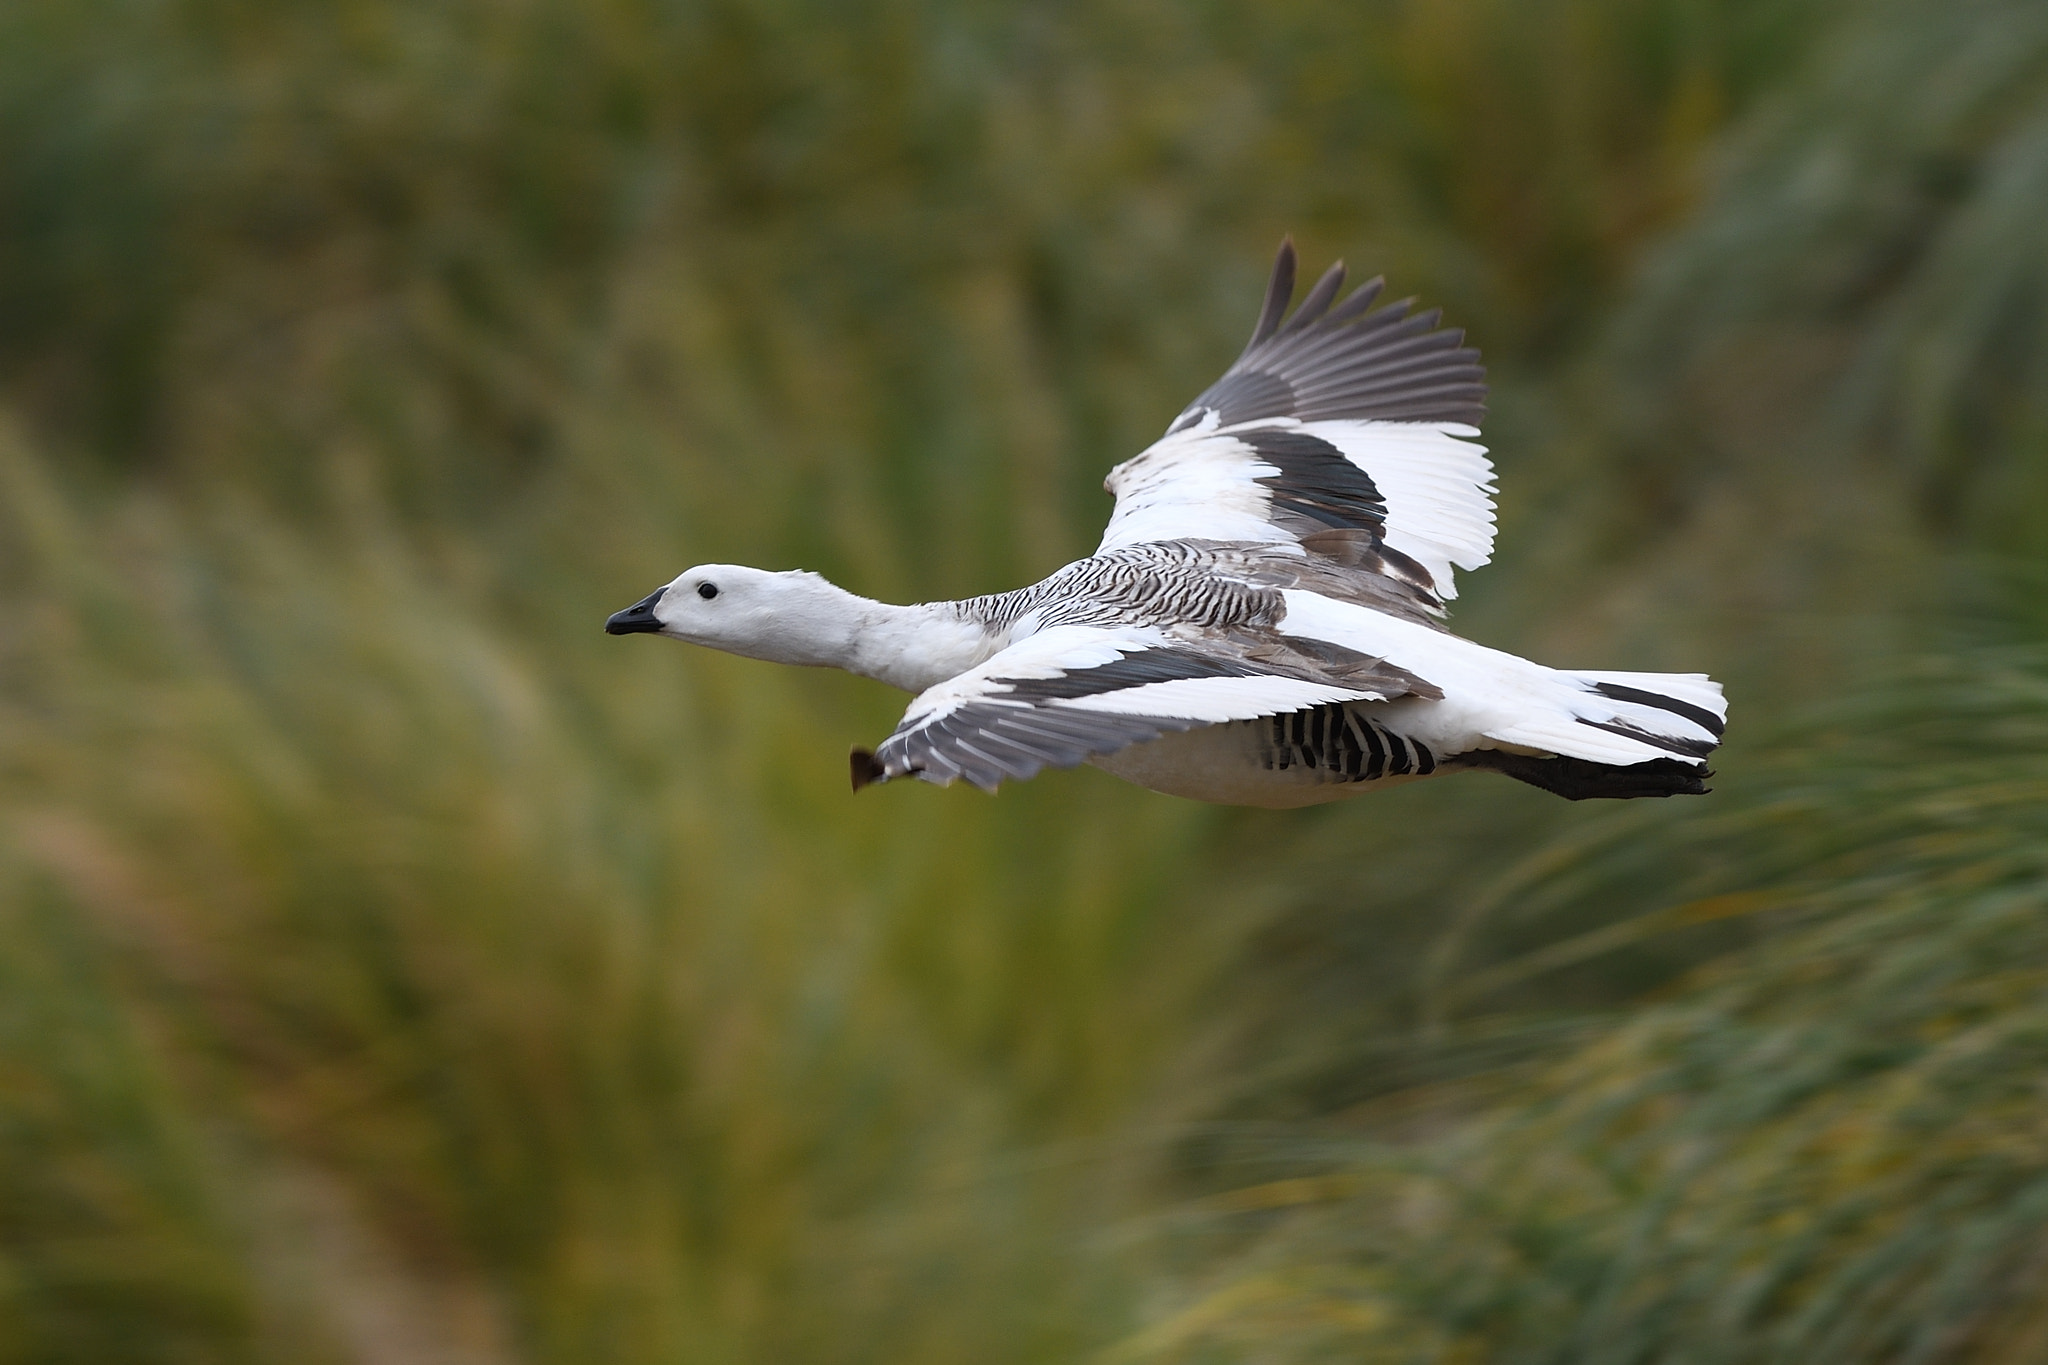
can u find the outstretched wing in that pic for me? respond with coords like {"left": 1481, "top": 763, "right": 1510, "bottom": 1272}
{"left": 853, "top": 624, "right": 1436, "bottom": 793}
{"left": 1099, "top": 241, "right": 1495, "bottom": 601}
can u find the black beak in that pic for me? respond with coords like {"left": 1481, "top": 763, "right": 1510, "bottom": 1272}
{"left": 605, "top": 589, "right": 666, "bottom": 635}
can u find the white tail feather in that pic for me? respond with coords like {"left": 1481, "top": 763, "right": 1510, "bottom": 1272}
{"left": 1570, "top": 669, "right": 1727, "bottom": 721}
{"left": 1273, "top": 591, "right": 1725, "bottom": 768}
{"left": 1504, "top": 668, "right": 1726, "bottom": 766}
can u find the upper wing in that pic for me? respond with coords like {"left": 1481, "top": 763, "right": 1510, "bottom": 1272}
{"left": 852, "top": 624, "right": 1436, "bottom": 793}
{"left": 1099, "top": 241, "right": 1496, "bottom": 600}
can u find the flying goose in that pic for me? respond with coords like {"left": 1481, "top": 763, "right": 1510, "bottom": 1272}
{"left": 606, "top": 242, "right": 1724, "bottom": 806}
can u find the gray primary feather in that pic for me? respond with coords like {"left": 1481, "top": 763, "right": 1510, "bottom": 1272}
{"left": 1170, "top": 240, "right": 1487, "bottom": 432}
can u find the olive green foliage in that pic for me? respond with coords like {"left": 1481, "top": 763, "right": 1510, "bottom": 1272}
{"left": 1613, "top": 0, "right": 2048, "bottom": 547}
{"left": 1134, "top": 656, "right": 2048, "bottom": 1363}
{"left": 1128, "top": 2, "right": 2048, "bottom": 1359}
{"left": 0, "top": 0, "right": 2042, "bottom": 1362}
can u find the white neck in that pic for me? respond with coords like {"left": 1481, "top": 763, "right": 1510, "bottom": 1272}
{"left": 733, "top": 577, "right": 998, "bottom": 693}
{"left": 844, "top": 597, "right": 997, "bottom": 692}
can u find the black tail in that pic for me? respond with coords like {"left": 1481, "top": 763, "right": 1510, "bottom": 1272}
{"left": 1455, "top": 750, "right": 1711, "bottom": 800}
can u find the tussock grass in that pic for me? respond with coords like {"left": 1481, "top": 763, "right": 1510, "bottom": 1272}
{"left": 0, "top": 432, "right": 1251, "bottom": 1359}
{"left": 8, "top": 0, "right": 2048, "bottom": 1361}
{"left": 1132, "top": 654, "right": 2048, "bottom": 1364}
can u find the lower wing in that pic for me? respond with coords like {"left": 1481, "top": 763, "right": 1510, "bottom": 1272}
{"left": 854, "top": 624, "right": 1431, "bottom": 793}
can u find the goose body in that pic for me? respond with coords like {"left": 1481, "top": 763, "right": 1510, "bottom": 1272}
{"left": 606, "top": 242, "right": 1725, "bottom": 805}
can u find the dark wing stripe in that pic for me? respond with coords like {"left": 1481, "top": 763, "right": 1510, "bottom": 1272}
{"left": 1589, "top": 682, "right": 1727, "bottom": 739}
{"left": 1241, "top": 428, "right": 1387, "bottom": 535}
{"left": 996, "top": 648, "right": 1262, "bottom": 702}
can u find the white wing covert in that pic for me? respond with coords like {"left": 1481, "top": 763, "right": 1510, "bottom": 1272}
{"left": 1099, "top": 242, "right": 1496, "bottom": 601}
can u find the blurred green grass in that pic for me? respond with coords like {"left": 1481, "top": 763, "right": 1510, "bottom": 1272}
{"left": 1130, "top": 650, "right": 2048, "bottom": 1364}
{"left": 4, "top": 0, "right": 2047, "bottom": 1361}
{"left": 1, "top": 433, "right": 1247, "bottom": 1361}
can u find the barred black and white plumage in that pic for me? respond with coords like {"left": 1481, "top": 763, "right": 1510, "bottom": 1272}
{"left": 606, "top": 239, "right": 1726, "bottom": 806}
{"left": 1263, "top": 705, "right": 1436, "bottom": 781}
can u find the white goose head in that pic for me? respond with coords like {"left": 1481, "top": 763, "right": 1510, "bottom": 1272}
{"left": 605, "top": 565, "right": 862, "bottom": 667}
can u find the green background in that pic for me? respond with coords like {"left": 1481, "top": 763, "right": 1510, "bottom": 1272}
{"left": 5, "top": 0, "right": 2048, "bottom": 1359}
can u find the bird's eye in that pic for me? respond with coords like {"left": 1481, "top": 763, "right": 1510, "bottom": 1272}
{"left": 697, "top": 582, "right": 719, "bottom": 600}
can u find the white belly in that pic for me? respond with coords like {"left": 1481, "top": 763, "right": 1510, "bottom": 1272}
{"left": 1087, "top": 713, "right": 1439, "bottom": 808}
